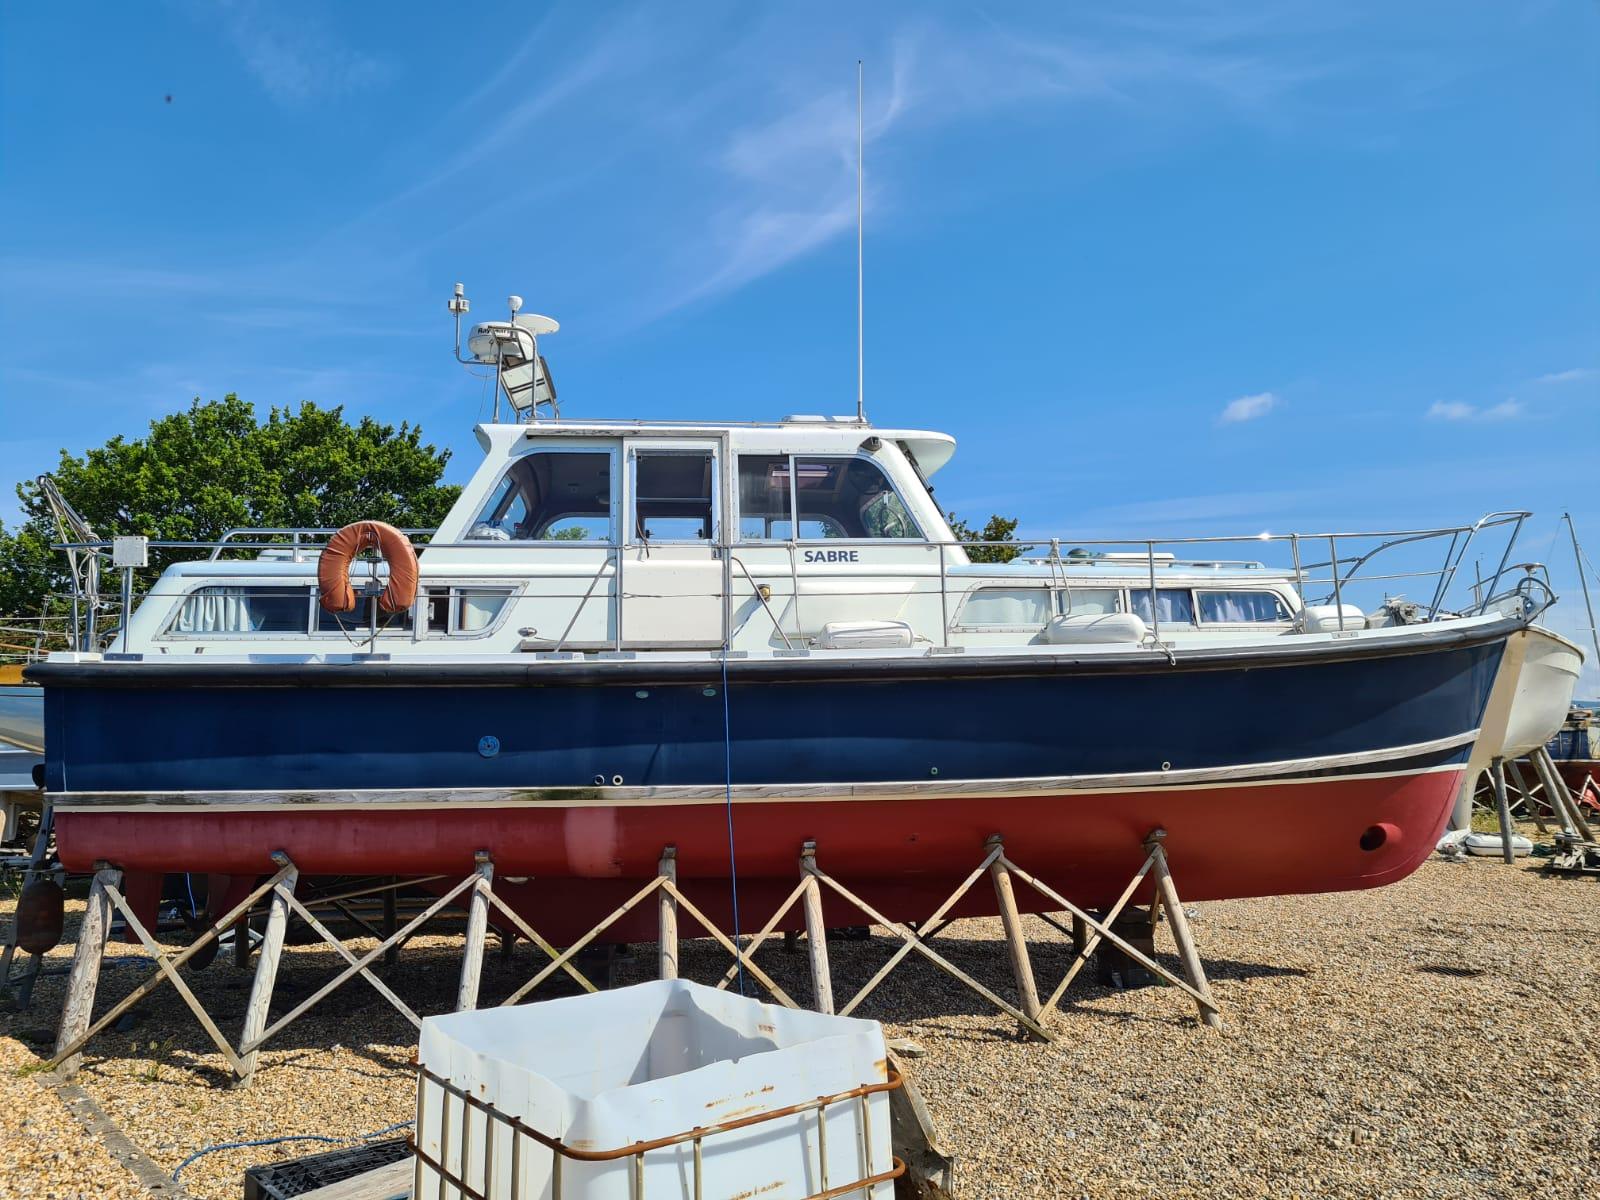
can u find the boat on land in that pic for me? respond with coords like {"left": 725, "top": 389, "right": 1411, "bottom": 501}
{"left": 26, "top": 288, "right": 1579, "bottom": 942}
{"left": 1542, "top": 703, "right": 1600, "bottom": 797}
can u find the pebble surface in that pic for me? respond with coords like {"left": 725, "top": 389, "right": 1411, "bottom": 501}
{"left": 2, "top": 841, "right": 1596, "bottom": 1199}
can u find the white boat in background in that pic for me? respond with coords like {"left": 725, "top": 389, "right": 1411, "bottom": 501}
{"left": 0, "top": 681, "right": 43, "bottom": 755}
{"left": 1448, "top": 621, "right": 1583, "bottom": 830}
{"left": 0, "top": 681, "right": 43, "bottom": 848}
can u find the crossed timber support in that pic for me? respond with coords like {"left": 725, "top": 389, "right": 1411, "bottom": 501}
{"left": 769, "top": 830, "right": 1221, "bottom": 1039}
{"left": 48, "top": 828, "right": 1220, "bottom": 1085}
{"left": 50, "top": 850, "right": 591, "bottom": 1086}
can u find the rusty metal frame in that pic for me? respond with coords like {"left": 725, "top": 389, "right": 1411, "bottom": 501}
{"left": 413, "top": 1062, "right": 905, "bottom": 1200}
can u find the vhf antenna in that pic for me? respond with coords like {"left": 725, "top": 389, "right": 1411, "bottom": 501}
{"left": 856, "top": 59, "right": 865, "bottom": 425}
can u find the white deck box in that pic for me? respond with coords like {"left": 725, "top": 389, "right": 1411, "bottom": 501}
{"left": 415, "top": 979, "right": 895, "bottom": 1199}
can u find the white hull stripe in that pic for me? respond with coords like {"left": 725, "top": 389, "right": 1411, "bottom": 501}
{"left": 52, "top": 730, "right": 1478, "bottom": 814}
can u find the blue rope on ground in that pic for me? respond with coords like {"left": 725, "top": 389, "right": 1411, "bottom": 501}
{"left": 171, "top": 1119, "right": 414, "bottom": 1182}
{"left": 720, "top": 652, "right": 746, "bottom": 994}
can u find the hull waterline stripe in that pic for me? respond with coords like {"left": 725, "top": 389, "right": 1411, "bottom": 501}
{"left": 51, "top": 729, "right": 1476, "bottom": 814}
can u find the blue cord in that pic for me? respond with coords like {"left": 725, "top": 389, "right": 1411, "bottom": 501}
{"left": 720, "top": 653, "right": 746, "bottom": 994}
{"left": 172, "top": 1120, "right": 413, "bottom": 1181}
{"left": 183, "top": 873, "right": 198, "bottom": 921}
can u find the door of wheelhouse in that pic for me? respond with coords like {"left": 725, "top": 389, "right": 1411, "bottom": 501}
{"left": 621, "top": 438, "right": 726, "bottom": 647}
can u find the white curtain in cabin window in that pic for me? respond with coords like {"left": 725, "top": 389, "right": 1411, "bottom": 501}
{"left": 1062, "top": 588, "right": 1119, "bottom": 615}
{"left": 172, "top": 588, "right": 258, "bottom": 633}
{"left": 456, "top": 590, "right": 510, "bottom": 632}
{"left": 963, "top": 588, "right": 1051, "bottom": 626}
{"left": 1198, "top": 591, "right": 1283, "bottom": 623}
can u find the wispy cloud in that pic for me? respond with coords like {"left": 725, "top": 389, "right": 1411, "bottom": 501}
{"left": 1427, "top": 398, "right": 1525, "bottom": 421}
{"left": 650, "top": 14, "right": 1341, "bottom": 317}
{"left": 208, "top": 0, "right": 390, "bottom": 107}
{"left": 1537, "top": 367, "right": 1595, "bottom": 384}
{"left": 1219, "top": 392, "right": 1278, "bottom": 423}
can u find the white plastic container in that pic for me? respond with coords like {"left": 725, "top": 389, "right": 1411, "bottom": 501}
{"left": 415, "top": 979, "right": 895, "bottom": 1200}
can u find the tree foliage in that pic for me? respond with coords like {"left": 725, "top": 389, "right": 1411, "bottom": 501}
{"left": 0, "top": 396, "right": 461, "bottom": 616}
{"left": 946, "top": 511, "right": 1029, "bottom": 564}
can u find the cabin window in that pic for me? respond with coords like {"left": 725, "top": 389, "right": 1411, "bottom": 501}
{"left": 315, "top": 596, "right": 415, "bottom": 635}
{"left": 738, "top": 455, "right": 794, "bottom": 539}
{"left": 1196, "top": 590, "right": 1291, "bottom": 623}
{"left": 1059, "top": 588, "right": 1120, "bottom": 615}
{"left": 633, "top": 450, "right": 715, "bottom": 541}
{"left": 1129, "top": 588, "right": 1196, "bottom": 625}
{"left": 422, "top": 586, "right": 514, "bottom": 635}
{"left": 168, "top": 586, "right": 309, "bottom": 634}
{"left": 468, "top": 450, "right": 612, "bottom": 542}
{"left": 959, "top": 586, "right": 1052, "bottom": 626}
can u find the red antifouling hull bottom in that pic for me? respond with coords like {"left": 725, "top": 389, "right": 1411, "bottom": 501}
{"left": 57, "top": 768, "right": 1462, "bottom": 944}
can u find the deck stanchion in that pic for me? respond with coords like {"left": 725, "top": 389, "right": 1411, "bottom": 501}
{"left": 799, "top": 842, "right": 834, "bottom": 1014}
{"left": 456, "top": 851, "right": 495, "bottom": 1012}
{"left": 53, "top": 863, "right": 121, "bottom": 1079}
{"left": 1490, "top": 758, "right": 1517, "bottom": 865}
{"left": 236, "top": 853, "right": 300, "bottom": 1087}
{"left": 658, "top": 847, "right": 679, "bottom": 980}
{"left": 986, "top": 835, "right": 1043, "bottom": 1036}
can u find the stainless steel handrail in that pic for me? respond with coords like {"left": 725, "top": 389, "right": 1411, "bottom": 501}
{"left": 48, "top": 510, "right": 1537, "bottom": 651}
{"left": 207, "top": 526, "right": 436, "bottom": 561}
{"left": 729, "top": 556, "right": 796, "bottom": 650}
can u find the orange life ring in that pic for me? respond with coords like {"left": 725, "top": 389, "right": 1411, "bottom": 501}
{"left": 317, "top": 520, "right": 419, "bottom": 614}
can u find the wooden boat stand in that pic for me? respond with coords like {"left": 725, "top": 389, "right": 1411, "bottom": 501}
{"left": 1529, "top": 747, "right": 1600, "bottom": 875}
{"left": 1477, "top": 748, "right": 1600, "bottom": 872}
{"left": 47, "top": 827, "right": 1220, "bottom": 1086}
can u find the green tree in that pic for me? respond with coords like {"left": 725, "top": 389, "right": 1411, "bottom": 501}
{"left": 946, "top": 512, "right": 1029, "bottom": 564}
{"left": 0, "top": 395, "right": 461, "bottom": 616}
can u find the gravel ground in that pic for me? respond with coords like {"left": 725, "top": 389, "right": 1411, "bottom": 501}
{"left": 2, "top": 836, "right": 1597, "bottom": 1199}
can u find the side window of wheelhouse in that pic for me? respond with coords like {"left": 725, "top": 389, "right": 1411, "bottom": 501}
{"left": 1196, "top": 590, "right": 1291, "bottom": 623}
{"left": 1129, "top": 588, "right": 1196, "bottom": 625}
{"left": 468, "top": 450, "right": 612, "bottom": 542}
{"left": 738, "top": 455, "right": 793, "bottom": 540}
{"left": 793, "top": 457, "right": 921, "bottom": 539}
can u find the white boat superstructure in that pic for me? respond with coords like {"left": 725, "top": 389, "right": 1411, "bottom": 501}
{"left": 112, "top": 415, "right": 1333, "bottom": 659}
{"left": 93, "top": 287, "right": 1556, "bottom": 666}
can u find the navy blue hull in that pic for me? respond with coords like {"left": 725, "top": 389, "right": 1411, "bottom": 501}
{"left": 32, "top": 627, "right": 1516, "bottom": 919}
{"left": 41, "top": 638, "right": 1502, "bottom": 795}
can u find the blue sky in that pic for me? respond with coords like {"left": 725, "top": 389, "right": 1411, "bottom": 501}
{"left": 2, "top": 3, "right": 1598, "bottom": 676}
